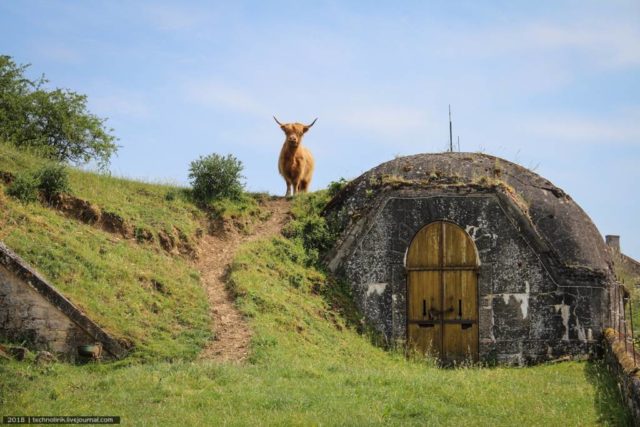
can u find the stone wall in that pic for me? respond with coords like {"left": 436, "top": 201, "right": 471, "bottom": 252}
{"left": 327, "top": 189, "right": 609, "bottom": 364}
{"left": 602, "top": 328, "right": 640, "bottom": 425}
{"left": 0, "top": 265, "right": 94, "bottom": 357}
{"left": 606, "top": 235, "right": 640, "bottom": 286}
{"left": 0, "top": 241, "right": 126, "bottom": 360}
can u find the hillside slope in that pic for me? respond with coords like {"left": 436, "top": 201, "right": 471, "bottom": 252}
{"left": 198, "top": 198, "right": 290, "bottom": 362}
{"left": 0, "top": 143, "right": 632, "bottom": 425}
{"left": 0, "top": 142, "right": 210, "bottom": 360}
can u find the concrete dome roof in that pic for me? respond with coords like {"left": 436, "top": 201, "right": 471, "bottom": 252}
{"left": 324, "top": 152, "right": 611, "bottom": 274}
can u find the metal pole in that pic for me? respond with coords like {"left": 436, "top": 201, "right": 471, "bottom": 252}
{"left": 618, "top": 284, "right": 622, "bottom": 339}
{"left": 449, "top": 105, "right": 453, "bottom": 152}
{"left": 624, "top": 295, "right": 629, "bottom": 354}
{"left": 630, "top": 295, "right": 637, "bottom": 367}
{"left": 609, "top": 285, "right": 613, "bottom": 328}
{"left": 616, "top": 283, "right": 619, "bottom": 334}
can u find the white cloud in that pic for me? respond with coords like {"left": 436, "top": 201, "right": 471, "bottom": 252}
{"left": 91, "top": 93, "right": 151, "bottom": 119}
{"left": 143, "top": 3, "right": 207, "bottom": 31}
{"left": 525, "top": 24, "right": 640, "bottom": 68}
{"left": 183, "top": 80, "right": 268, "bottom": 116}
{"left": 520, "top": 113, "right": 640, "bottom": 144}
{"left": 34, "top": 43, "right": 81, "bottom": 64}
{"left": 330, "top": 105, "right": 431, "bottom": 137}
{"left": 449, "top": 21, "right": 640, "bottom": 69}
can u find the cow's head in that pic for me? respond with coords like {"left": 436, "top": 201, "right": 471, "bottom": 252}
{"left": 274, "top": 117, "right": 317, "bottom": 148}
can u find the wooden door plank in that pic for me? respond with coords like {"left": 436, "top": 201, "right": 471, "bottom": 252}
{"left": 442, "top": 222, "right": 477, "bottom": 268}
{"left": 406, "top": 222, "right": 441, "bottom": 269}
{"left": 442, "top": 271, "right": 477, "bottom": 322}
{"left": 408, "top": 324, "right": 441, "bottom": 358}
{"left": 407, "top": 271, "right": 440, "bottom": 321}
{"left": 442, "top": 270, "right": 478, "bottom": 362}
{"left": 443, "top": 323, "right": 478, "bottom": 363}
{"left": 440, "top": 222, "right": 479, "bottom": 362}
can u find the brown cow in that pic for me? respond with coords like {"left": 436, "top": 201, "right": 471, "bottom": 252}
{"left": 274, "top": 116, "right": 317, "bottom": 197}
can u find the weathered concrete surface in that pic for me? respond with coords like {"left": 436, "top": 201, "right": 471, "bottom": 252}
{"left": 0, "top": 241, "right": 127, "bottom": 360}
{"left": 324, "top": 153, "right": 614, "bottom": 364}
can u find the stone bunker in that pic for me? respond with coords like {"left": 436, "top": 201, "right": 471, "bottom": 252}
{"left": 0, "top": 242, "right": 126, "bottom": 361}
{"left": 324, "top": 152, "right": 615, "bottom": 364}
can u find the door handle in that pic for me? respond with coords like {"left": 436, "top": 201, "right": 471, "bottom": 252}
{"left": 418, "top": 323, "right": 435, "bottom": 328}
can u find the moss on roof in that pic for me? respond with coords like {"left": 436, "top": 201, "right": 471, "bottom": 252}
{"left": 324, "top": 152, "right": 610, "bottom": 272}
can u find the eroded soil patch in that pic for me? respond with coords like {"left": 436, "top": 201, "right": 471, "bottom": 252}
{"left": 197, "top": 198, "right": 290, "bottom": 362}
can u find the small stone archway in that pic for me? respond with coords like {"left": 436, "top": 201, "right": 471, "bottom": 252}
{"left": 405, "top": 220, "right": 480, "bottom": 363}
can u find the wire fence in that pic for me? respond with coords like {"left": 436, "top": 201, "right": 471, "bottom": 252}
{"left": 610, "top": 280, "right": 639, "bottom": 368}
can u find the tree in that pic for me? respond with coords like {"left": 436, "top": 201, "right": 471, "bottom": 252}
{"left": 0, "top": 55, "right": 117, "bottom": 169}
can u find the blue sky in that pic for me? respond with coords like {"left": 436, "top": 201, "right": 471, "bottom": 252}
{"left": 1, "top": 1, "right": 639, "bottom": 259}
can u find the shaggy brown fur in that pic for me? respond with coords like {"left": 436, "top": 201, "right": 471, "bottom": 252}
{"left": 274, "top": 117, "right": 316, "bottom": 197}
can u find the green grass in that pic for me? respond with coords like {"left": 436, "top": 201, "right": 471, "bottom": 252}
{"left": 0, "top": 358, "right": 627, "bottom": 426}
{"left": 0, "top": 142, "right": 204, "bottom": 242}
{"left": 0, "top": 143, "right": 210, "bottom": 361}
{"left": 0, "top": 143, "right": 632, "bottom": 425}
{"left": 0, "top": 234, "right": 631, "bottom": 425}
{"left": 209, "top": 192, "right": 270, "bottom": 234}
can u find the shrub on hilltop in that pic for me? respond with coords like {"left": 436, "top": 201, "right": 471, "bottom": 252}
{"left": 188, "top": 153, "right": 245, "bottom": 204}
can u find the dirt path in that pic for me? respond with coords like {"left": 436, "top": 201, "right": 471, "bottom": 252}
{"left": 196, "top": 198, "right": 290, "bottom": 362}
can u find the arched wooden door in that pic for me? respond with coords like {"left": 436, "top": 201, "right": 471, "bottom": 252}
{"left": 406, "top": 221, "right": 479, "bottom": 363}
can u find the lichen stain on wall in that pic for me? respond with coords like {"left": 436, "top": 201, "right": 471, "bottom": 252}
{"left": 500, "top": 281, "right": 530, "bottom": 319}
{"left": 554, "top": 302, "right": 571, "bottom": 341}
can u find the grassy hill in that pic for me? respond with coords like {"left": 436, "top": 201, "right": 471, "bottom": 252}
{"left": 0, "top": 142, "right": 210, "bottom": 360}
{"left": 0, "top": 142, "right": 632, "bottom": 425}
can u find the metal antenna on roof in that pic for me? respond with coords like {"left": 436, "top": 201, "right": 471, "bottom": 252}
{"left": 449, "top": 105, "right": 453, "bottom": 152}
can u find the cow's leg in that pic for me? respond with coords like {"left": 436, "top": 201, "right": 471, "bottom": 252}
{"left": 285, "top": 180, "right": 292, "bottom": 197}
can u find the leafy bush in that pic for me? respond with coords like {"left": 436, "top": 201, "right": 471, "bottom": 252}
{"left": 283, "top": 214, "right": 336, "bottom": 260}
{"left": 5, "top": 163, "right": 71, "bottom": 203}
{"left": 36, "top": 164, "right": 70, "bottom": 202}
{"left": 188, "top": 153, "right": 244, "bottom": 204}
{"left": 282, "top": 191, "right": 338, "bottom": 264}
{"left": 6, "top": 173, "right": 38, "bottom": 203}
{"left": 327, "top": 177, "right": 349, "bottom": 198}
